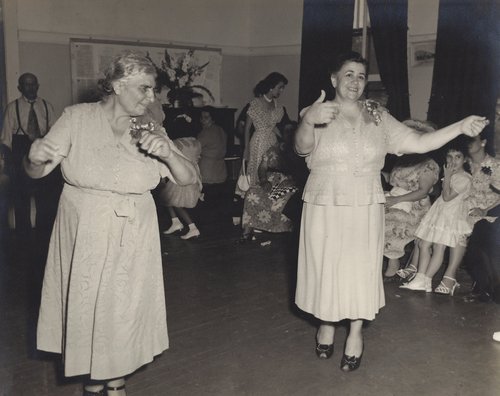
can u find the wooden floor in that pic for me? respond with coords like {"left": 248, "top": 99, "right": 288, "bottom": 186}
{"left": 1, "top": 194, "right": 500, "bottom": 396}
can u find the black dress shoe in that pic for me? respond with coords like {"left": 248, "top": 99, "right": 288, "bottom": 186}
{"left": 340, "top": 353, "right": 362, "bottom": 372}
{"left": 315, "top": 342, "right": 334, "bottom": 359}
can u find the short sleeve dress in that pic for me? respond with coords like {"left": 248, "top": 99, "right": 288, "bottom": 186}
{"left": 36, "top": 103, "right": 175, "bottom": 380}
{"left": 415, "top": 171, "right": 473, "bottom": 247}
{"left": 245, "top": 98, "right": 284, "bottom": 185}
{"left": 384, "top": 158, "right": 440, "bottom": 259}
{"left": 295, "top": 103, "right": 414, "bottom": 322}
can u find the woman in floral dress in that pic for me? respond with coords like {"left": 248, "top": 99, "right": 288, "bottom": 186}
{"left": 383, "top": 120, "right": 440, "bottom": 279}
{"left": 235, "top": 72, "right": 288, "bottom": 199}
{"left": 241, "top": 125, "right": 299, "bottom": 237}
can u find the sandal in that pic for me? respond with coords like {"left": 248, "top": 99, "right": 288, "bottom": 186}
{"left": 434, "top": 276, "right": 460, "bottom": 296}
{"left": 396, "top": 264, "right": 417, "bottom": 280}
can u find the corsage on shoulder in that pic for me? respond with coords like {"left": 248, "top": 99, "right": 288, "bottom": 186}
{"left": 362, "top": 99, "right": 385, "bottom": 126}
{"left": 481, "top": 165, "right": 493, "bottom": 176}
{"left": 130, "top": 118, "right": 164, "bottom": 142}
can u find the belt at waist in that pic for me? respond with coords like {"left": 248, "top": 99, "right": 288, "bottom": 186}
{"left": 63, "top": 183, "right": 150, "bottom": 246}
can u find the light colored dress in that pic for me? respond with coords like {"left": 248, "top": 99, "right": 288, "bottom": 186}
{"left": 295, "top": 104, "right": 413, "bottom": 322}
{"left": 37, "top": 103, "right": 175, "bottom": 379}
{"left": 160, "top": 137, "right": 202, "bottom": 208}
{"left": 198, "top": 123, "right": 227, "bottom": 184}
{"left": 235, "top": 98, "right": 284, "bottom": 198}
{"left": 384, "top": 158, "right": 439, "bottom": 259}
{"left": 415, "top": 171, "right": 472, "bottom": 247}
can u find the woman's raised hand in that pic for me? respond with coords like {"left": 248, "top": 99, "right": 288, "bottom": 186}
{"left": 443, "top": 162, "right": 456, "bottom": 179}
{"left": 28, "top": 138, "right": 60, "bottom": 165}
{"left": 300, "top": 90, "right": 340, "bottom": 126}
{"left": 138, "top": 132, "right": 173, "bottom": 160}
{"left": 460, "top": 116, "right": 489, "bottom": 137}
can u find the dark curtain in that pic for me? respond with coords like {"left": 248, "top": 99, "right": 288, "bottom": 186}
{"left": 298, "top": 0, "right": 355, "bottom": 115}
{"left": 367, "top": 0, "right": 410, "bottom": 121}
{"left": 427, "top": 0, "right": 500, "bottom": 154}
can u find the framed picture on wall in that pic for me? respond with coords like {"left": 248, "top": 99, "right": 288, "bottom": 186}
{"left": 410, "top": 40, "right": 436, "bottom": 67}
{"left": 70, "top": 38, "right": 222, "bottom": 106}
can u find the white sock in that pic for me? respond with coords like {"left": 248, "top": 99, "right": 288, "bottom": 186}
{"left": 171, "top": 217, "right": 181, "bottom": 226}
{"left": 188, "top": 223, "right": 197, "bottom": 231}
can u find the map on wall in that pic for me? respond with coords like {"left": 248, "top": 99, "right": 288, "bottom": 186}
{"left": 70, "top": 38, "right": 222, "bottom": 105}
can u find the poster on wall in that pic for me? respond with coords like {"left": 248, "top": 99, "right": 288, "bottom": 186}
{"left": 70, "top": 38, "right": 222, "bottom": 106}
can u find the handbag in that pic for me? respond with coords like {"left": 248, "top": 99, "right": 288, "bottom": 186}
{"left": 237, "top": 159, "right": 251, "bottom": 192}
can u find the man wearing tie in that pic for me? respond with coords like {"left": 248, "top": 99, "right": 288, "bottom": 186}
{"left": 1, "top": 73, "right": 56, "bottom": 234}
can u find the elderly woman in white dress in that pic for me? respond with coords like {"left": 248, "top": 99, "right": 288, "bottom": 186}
{"left": 294, "top": 51, "right": 488, "bottom": 372}
{"left": 24, "top": 52, "right": 197, "bottom": 395}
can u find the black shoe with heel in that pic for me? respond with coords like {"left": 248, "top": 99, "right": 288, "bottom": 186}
{"left": 340, "top": 353, "right": 362, "bottom": 372}
{"left": 315, "top": 342, "right": 334, "bottom": 359}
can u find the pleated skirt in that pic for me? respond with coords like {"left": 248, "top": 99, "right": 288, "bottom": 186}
{"left": 295, "top": 202, "right": 385, "bottom": 322}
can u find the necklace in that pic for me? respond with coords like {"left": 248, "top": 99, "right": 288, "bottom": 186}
{"left": 263, "top": 94, "right": 273, "bottom": 103}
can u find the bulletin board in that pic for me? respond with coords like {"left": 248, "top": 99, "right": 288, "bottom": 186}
{"left": 69, "top": 38, "right": 222, "bottom": 105}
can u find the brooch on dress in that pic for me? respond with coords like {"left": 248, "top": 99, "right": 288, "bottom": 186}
{"left": 362, "top": 99, "right": 383, "bottom": 126}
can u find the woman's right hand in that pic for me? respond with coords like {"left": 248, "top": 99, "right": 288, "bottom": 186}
{"left": 443, "top": 162, "right": 455, "bottom": 180}
{"left": 460, "top": 116, "right": 489, "bottom": 137}
{"left": 28, "top": 138, "right": 60, "bottom": 166}
{"left": 300, "top": 90, "right": 340, "bottom": 126}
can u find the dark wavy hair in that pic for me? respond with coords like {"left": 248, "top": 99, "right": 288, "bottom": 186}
{"left": 97, "top": 51, "right": 156, "bottom": 96}
{"left": 445, "top": 136, "right": 469, "bottom": 158}
{"left": 253, "top": 72, "right": 288, "bottom": 96}
{"left": 328, "top": 51, "right": 369, "bottom": 77}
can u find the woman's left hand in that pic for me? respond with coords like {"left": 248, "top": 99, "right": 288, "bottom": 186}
{"left": 460, "top": 116, "right": 490, "bottom": 137}
{"left": 138, "top": 132, "right": 173, "bottom": 160}
{"left": 385, "top": 196, "right": 399, "bottom": 207}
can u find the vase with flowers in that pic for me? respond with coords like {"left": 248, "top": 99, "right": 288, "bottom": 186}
{"left": 148, "top": 49, "right": 214, "bottom": 107}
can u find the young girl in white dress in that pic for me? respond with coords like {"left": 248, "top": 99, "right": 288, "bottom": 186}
{"left": 401, "top": 140, "right": 472, "bottom": 295}
{"left": 160, "top": 136, "right": 203, "bottom": 239}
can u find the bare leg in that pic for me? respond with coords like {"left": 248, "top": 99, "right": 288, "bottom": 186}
{"left": 175, "top": 207, "right": 194, "bottom": 226}
{"left": 345, "top": 319, "right": 363, "bottom": 357}
{"left": 163, "top": 207, "right": 183, "bottom": 234}
{"left": 176, "top": 207, "right": 200, "bottom": 240}
{"left": 317, "top": 321, "right": 335, "bottom": 345}
{"left": 384, "top": 258, "right": 400, "bottom": 277}
{"left": 424, "top": 243, "right": 447, "bottom": 279}
{"left": 417, "top": 240, "right": 434, "bottom": 275}
{"left": 440, "top": 245, "right": 466, "bottom": 288}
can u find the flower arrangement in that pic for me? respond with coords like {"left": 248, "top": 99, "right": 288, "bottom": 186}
{"left": 148, "top": 49, "right": 214, "bottom": 105}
